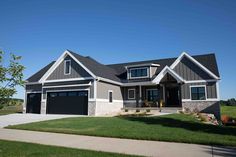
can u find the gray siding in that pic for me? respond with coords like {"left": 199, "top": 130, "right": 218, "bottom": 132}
{"left": 97, "top": 81, "right": 123, "bottom": 100}
{"left": 47, "top": 55, "right": 91, "bottom": 80}
{"left": 25, "top": 84, "right": 42, "bottom": 92}
{"left": 150, "top": 67, "right": 157, "bottom": 77}
{"left": 42, "top": 82, "right": 94, "bottom": 100}
{"left": 181, "top": 82, "right": 217, "bottom": 99}
{"left": 174, "top": 56, "right": 213, "bottom": 80}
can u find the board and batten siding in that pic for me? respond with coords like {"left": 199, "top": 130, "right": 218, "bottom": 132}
{"left": 41, "top": 80, "right": 95, "bottom": 100}
{"left": 181, "top": 82, "right": 217, "bottom": 99}
{"left": 25, "top": 84, "right": 42, "bottom": 92}
{"left": 174, "top": 56, "right": 213, "bottom": 80}
{"left": 46, "top": 55, "right": 91, "bottom": 80}
{"left": 97, "top": 81, "right": 123, "bottom": 100}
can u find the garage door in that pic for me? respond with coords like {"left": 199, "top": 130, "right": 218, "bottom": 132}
{"left": 26, "top": 93, "right": 41, "bottom": 114}
{"left": 47, "top": 91, "right": 88, "bottom": 115}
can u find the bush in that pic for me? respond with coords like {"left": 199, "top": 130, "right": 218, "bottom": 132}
{"left": 136, "top": 109, "right": 140, "bottom": 113}
{"left": 124, "top": 109, "right": 128, "bottom": 112}
{"left": 0, "top": 104, "right": 4, "bottom": 110}
{"left": 146, "top": 109, "right": 150, "bottom": 112}
{"left": 221, "top": 115, "right": 231, "bottom": 124}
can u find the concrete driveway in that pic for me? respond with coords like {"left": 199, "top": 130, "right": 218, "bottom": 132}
{"left": 0, "top": 113, "right": 80, "bottom": 128}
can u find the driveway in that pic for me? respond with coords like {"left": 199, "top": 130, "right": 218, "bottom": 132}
{"left": 0, "top": 113, "right": 80, "bottom": 128}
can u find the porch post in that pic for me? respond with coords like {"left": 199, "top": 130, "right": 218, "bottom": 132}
{"left": 139, "top": 85, "right": 142, "bottom": 107}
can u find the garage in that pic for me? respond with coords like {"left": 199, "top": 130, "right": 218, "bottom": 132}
{"left": 26, "top": 93, "right": 41, "bottom": 114}
{"left": 46, "top": 91, "right": 88, "bottom": 115}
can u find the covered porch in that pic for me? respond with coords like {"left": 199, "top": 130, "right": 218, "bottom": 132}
{"left": 123, "top": 66, "right": 184, "bottom": 109}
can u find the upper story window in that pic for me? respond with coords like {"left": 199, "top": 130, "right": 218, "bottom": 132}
{"left": 64, "top": 60, "right": 71, "bottom": 75}
{"left": 190, "top": 86, "right": 206, "bottom": 100}
{"left": 129, "top": 67, "right": 149, "bottom": 79}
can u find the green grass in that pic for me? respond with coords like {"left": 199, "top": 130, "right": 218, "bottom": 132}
{"left": 0, "top": 140, "right": 138, "bottom": 157}
{"left": 221, "top": 105, "right": 236, "bottom": 119}
{"left": 7, "top": 114, "right": 236, "bottom": 147}
{"left": 0, "top": 105, "right": 22, "bottom": 115}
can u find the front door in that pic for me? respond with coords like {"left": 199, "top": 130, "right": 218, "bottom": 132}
{"left": 165, "top": 86, "right": 180, "bottom": 107}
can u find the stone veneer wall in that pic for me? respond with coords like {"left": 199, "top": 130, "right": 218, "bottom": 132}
{"left": 88, "top": 101, "right": 96, "bottom": 116}
{"left": 182, "top": 101, "right": 220, "bottom": 119}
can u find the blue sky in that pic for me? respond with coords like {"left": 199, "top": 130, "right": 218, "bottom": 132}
{"left": 0, "top": 0, "right": 235, "bottom": 100}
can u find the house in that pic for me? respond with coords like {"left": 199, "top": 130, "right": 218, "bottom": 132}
{"left": 24, "top": 50, "right": 220, "bottom": 118}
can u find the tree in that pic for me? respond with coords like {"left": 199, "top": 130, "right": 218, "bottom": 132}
{"left": 0, "top": 50, "right": 25, "bottom": 105}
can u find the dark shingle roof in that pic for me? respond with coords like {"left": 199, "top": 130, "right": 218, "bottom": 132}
{"left": 26, "top": 51, "right": 220, "bottom": 83}
{"left": 107, "top": 53, "right": 220, "bottom": 80}
{"left": 68, "top": 50, "right": 121, "bottom": 82}
{"left": 26, "top": 61, "right": 55, "bottom": 82}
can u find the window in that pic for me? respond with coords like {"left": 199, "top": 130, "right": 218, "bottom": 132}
{"left": 108, "top": 91, "right": 113, "bottom": 103}
{"left": 146, "top": 89, "right": 158, "bottom": 101}
{"left": 64, "top": 60, "right": 71, "bottom": 75}
{"left": 128, "top": 89, "right": 135, "bottom": 99}
{"left": 68, "top": 92, "right": 77, "bottom": 96}
{"left": 58, "top": 92, "right": 67, "bottom": 97}
{"left": 130, "top": 67, "right": 148, "bottom": 78}
{"left": 190, "top": 86, "right": 206, "bottom": 100}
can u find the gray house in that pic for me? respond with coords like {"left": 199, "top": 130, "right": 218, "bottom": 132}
{"left": 24, "top": 50, "right": 220, "bottom": 117}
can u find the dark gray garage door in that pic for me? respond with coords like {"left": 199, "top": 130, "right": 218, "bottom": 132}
{"left": 26, "top": 93, "right": 41, "bottom": 114}
{"left": 47, "top": 91, "right": 88, "bottom": 115}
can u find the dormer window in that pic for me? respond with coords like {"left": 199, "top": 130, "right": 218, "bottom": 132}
{"left": 129, "top": 67, "right": 149, "bottom": 79}
{"left": 64, "top": 60, "right": 71, "bottom": 75}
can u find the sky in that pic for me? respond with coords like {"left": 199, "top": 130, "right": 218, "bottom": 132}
{"left": 0, "top": 0, "right": 235, "bottom": 100}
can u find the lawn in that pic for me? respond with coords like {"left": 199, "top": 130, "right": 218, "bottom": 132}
{"left": 0, "top": 140, "right": 138, "bottom": 157}
{"left": 7, "top": 114, "right": 236, "bottom": 147}
{"left": 221, "top": 105, "right": 236, "bottom": 119}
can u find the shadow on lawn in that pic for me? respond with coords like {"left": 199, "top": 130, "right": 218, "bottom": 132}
{"left": 119, "top": 116, "right": 236, "bottom": 136}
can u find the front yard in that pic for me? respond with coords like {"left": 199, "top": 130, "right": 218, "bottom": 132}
{"left": 7, "top": 114, "right": 236, "bottom": 147}
{"left": 221, "top": 105, "right": 236, "bottom": 119}
{"left": 0, "top": 140, "right": 138, "bottom": 157}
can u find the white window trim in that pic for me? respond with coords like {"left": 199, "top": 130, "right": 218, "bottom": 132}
{"left": 189, "top": 85, "right": 207, "bottom": 101}
{"left": 64, "top": 60, "right": 71, "bottom": 75}
{"left": 108, "top": 90, "right": 113, "bottom": 103}
{"left": 146, "top": 89, "right": 158, "bottom": 101}
{"left": 129, "top": 67, "right": 149, "bottom": 79}
{"left": 128, "top": 88, "right": 135, "bottom": 100}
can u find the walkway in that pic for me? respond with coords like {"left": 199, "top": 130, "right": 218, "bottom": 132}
{"left": 0, "top": 128, "right": 235, "bottom": 157}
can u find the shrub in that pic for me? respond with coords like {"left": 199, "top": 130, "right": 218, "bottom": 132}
{"left": 136, "top": 109, "right": 140, "bottom": 113}
{"left": 221, "top": 115, "right": 231, "bottom": 124}
{"left": 198, "top": 113, "right": 208, "bottom": 122}
{"left": 146, "top": 109, "right": 150, "bottom": 112}
{"left": 124, "top": 109, "right": 128, "bottom": 112}
{"left": 0, "top": 104, "right": 4, "bottom": 110}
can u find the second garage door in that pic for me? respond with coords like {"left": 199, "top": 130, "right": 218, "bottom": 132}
{"left": 47, "top": 91, "right": 88, "bottom": 115}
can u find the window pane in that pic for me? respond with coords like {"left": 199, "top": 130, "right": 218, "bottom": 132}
{"left": 65, "top": 61, "right": 70, "bottom": 74}
{"left": 78, "top": 91, "right": 88, "bottom": 96}
{"left": 191, "top": 87, "right": 206, "bottom": 100}
{"left": 128, "top": 90, "right": 135, "bottom": 99}
{"left": 58, "top": 92, "right": 67, "bottom": 96}
{"left": 147, "top": 89, "right": 158, "bottom": 101}
{"left": 191, "top": 93, "right": 198, "bottom": 100}
{"left": 198, "top": 87, "right": 205, "bottom": 93}
{"left": 109, "top": 92, "right": 113, "bottom": 103}
{"left": 199, "top": 93, "right": 206, "bottom": 100}
{"left": 130, "top": 68, "right": 148, "bottom": 78}
{"left": 191, "top": 87, "right": 198, "bottom": 93}
{"left": 50, "top": 93, "right": 57, "bottom": 97}
{"left": 68, "top": 92, "right": 77, "bottom": 96}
